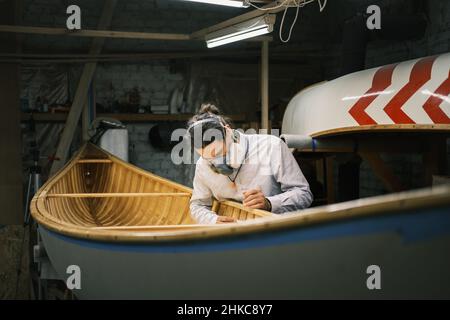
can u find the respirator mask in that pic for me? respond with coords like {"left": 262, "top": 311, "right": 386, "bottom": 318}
{"left": 187, "top": 117, "right": 247, "bottom": 177}
{"left": 208, "top": 130, "right": 246, "bottom": 177}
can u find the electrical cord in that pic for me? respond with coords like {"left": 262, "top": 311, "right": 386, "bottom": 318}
{"left": 279, "top": 1, "right": 301, "bottom": 42}
{"left": 247, "top": 0, "right": 328, "bottom": 43}
{"left": 248, "top": 0, "right": 293, "bottom": 11}
{"left": 318, "top": 0, "right": 327, "bottom": 12}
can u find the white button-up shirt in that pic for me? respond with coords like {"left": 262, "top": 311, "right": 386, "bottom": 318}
{"left": 190, "top": 133, "right": 313, "bottom": 224}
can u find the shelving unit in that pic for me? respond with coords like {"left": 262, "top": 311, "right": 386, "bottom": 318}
{"left": 21, "top": 112, "right": 247, "bottom": 123}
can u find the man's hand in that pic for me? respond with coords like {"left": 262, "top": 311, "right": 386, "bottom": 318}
{"left": 216, "top": 216, "right": 237, "bottom": 224}
{"left": 243, "top": 189, "right": 270, "bottom": 211}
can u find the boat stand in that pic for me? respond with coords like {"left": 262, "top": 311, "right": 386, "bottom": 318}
{"left": 23, "top": 141, "right": 68, "bottom": 299}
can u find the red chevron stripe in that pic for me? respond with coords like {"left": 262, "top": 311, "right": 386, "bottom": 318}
{"left": 384, "top": 56, "right": 438, "bottom": 124}
{"left": 423, "top": 71, "right": 450, "bottom": 124}
{"left": 349, "top": 64, "right": 397, "bottom": 125}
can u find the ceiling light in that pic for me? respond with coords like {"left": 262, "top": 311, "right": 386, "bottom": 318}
{"left": 205, "top": 14, "right": 275, "bottom": 48}
{"left": 182, "top": 0, "right": 249, "bottom": 8}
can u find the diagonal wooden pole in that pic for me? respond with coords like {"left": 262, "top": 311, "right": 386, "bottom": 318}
{"left": 50, "top": 0, "right": 117, "bottom": 176}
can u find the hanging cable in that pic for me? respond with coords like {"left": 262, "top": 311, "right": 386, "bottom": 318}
{"left": 247, "top": 0, "right": 328, "bottom": 43}
{"left": 317, "top": 0, "right": 327, "bottom": 12}
{"left": 247, "top": 0, "right": 292, "bottom": 11}
{"left": 278, "top": 2, "right": 301, "bottom": 43}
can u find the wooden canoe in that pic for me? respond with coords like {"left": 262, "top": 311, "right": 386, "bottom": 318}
{"left": 30, "top": 143, "right": 450, "bottom": 299}
{"left": 31, "top": 143, "right": 273, "bottom": 241}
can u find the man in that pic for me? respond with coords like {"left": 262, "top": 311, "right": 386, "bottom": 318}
{"left": 187, "top": 104, "right": 313, "bottom": 224}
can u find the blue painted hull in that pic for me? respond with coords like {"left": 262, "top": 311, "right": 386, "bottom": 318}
{"left": 39, "top": 205, "right": 450, "bottom": 299}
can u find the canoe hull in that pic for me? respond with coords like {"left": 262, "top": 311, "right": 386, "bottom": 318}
{"left": 39, "top": 204, "right": 450, "bottom": 299}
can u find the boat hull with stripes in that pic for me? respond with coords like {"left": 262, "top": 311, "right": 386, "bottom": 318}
{"left": 283, "top": 53, "right": 450, "bottom": 138}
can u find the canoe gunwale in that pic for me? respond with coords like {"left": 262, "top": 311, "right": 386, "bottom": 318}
{"left": 310, "top": 124, "right": 450, "bottom": 138}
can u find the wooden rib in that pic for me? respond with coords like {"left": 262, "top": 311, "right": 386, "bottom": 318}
{"left": 71, "top": 164, "right": 94, "bottom": 222}
{"left": 118, "top": 169, "right": 135, "bottom": 225}
{"left": 124, "top": 175, "right": 147, "bottom": 226}
{"left": 60, "top": 165, "right": 96, "bottom": 226}
{"left": 91, "top": 162, "right": 112, "bottom": 220}
{"left": 153, "top": 187, "right": 173, "bottom": 226}
{"left": 105, "top": 164, "right": 133, "bottom": 226}
{"left": 95, "top": 162, "right": 123, "bottom": 225}
{"left": 175, "top": 200, "right": 191, "bottom": 225}
{"left": 147, "top": 181, "right": 162, "bottom": 225}
{"left": 51, "top": 181, "right": 80, "bottom": 225}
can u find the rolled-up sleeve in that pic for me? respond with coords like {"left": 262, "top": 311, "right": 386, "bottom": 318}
{"left": 266, "top": 140, "right": 313, "bottom": 213}
{"left": 189, "top": 167, "right": 218, "bottom": 224}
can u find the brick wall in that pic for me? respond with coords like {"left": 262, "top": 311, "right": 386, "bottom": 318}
{"left": 95, "top": 62, "right": 184, "bottom": 111}
{"left": 127, "top": 124, "right": 195, "bottom": 187}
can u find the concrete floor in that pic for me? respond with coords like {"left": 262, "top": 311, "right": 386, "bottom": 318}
{"left": 0, "top": 226, "right": 30, "bottom": 299}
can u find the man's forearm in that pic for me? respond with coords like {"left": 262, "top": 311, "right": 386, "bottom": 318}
{"left": 266, "top": 187, "right": 313, "bottom": 213}
{"left": 190, "top": 201, "right": 218, "bottom": 224}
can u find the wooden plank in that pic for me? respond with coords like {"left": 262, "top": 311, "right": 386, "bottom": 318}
{"left": 21, "top": 112, "right": 247, "bottom": 123}
{"left": 82, "top": 83, "right": 92, "bottom": 142}
{"left": 46, "top": 193, "right": 191, "bottom": 198}
{"left": 0, "top": 0, "right": 23, "bottom": 225}
{"left": 0, "top": 25, "right": 190, "bottom": 40}
{"left": 359, "top": 152, "right": 405, "bottom": 192}
{"left": 50, "top": 0, "right": 117, "bottom": 176}
{"left": 0, "top": 24, "right": 273, "bottom": 42}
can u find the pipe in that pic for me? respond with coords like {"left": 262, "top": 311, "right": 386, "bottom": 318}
{"left": 281, "top": 134, "right": 355, "bottom": 152}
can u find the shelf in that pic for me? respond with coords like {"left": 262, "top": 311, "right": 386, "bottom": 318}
{"left": 21, "top": 112, "right": 247, "bottom": 123}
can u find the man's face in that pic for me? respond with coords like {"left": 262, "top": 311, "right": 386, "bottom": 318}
{"left": 195, "top": 127, "right": 230, "bottom": 160}
{"left": 196, "top": 139, "right": 227, "bottom": 161}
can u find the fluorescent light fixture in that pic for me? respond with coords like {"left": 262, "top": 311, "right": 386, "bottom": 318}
{"left": 182, "top": 0, "right": 249, "bottom": 8}
{"left": 206, "top": 15, "right": 275, "bottom": 48}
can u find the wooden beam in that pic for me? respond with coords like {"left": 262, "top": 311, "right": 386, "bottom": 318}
{"left": 0, "top": 24, "right": 272, "bottom": 43}
{"left": 359, "top": 152, "right": 405, "bottom": 192}
{"left": 261, "top": 40, "right": 269, "bottom": 130}
{"left": 22, "top": 112, "right": 247, "bottom": 123}
{"left": 0, "top": 25, "right": 190, "bottom": 40}
{"left": 82, "top": 82, "right": 95, "bottom": 142}
{"left": 82, "top": 94, "right": 90, "bottom": 142}
{"left": 50, "top": 0, "right": 117, "bottom": 176}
